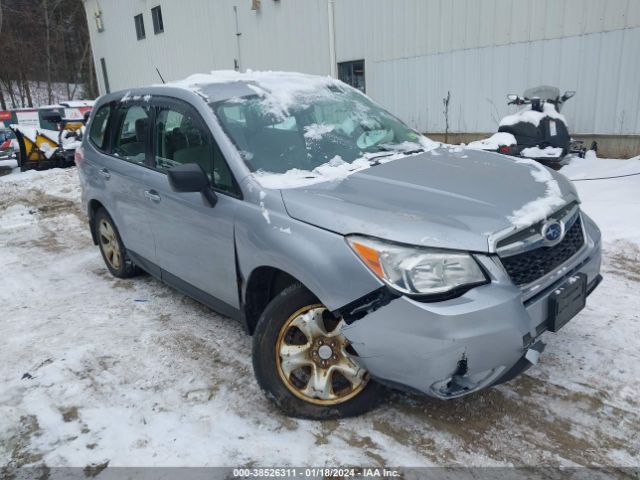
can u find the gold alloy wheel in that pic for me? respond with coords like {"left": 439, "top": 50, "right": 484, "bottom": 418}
{"left": 98, "top": 218, "right": 122, "bottom": 270}
{"left": 275, "top": 304, "right": 369, "bottom": 405}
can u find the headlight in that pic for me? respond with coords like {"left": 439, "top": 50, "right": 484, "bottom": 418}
{"left": 347, "top": 235, "right": 488, "bottom": 297}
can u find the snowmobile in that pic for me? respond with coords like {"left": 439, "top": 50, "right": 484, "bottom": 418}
{"left": 468, "top": 86, "right": 594, "bottom": 169}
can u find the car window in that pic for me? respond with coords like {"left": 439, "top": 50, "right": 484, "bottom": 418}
{"left": 154, "top": 104, "right": 238, "bottom": 195}
{"left": 113, "top": 104, "right": 150, "bottom": 164}
{"left": 89, "top": 104, "right": 112, "bottom": 150}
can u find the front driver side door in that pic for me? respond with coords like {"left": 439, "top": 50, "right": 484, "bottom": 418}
{"left": 144, "top": 97, "right": 242, "bottom": 314}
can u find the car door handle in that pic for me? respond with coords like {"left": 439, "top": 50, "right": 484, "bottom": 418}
{"left": 99, "top": 168, "right": 111, "bottom": 179}
{"left": 144, "top": 189, "right": 161, "bottom": 202}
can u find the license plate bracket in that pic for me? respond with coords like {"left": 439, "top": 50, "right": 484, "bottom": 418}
{"left": 548, "top": 274, "right": 587, "bottom": 332}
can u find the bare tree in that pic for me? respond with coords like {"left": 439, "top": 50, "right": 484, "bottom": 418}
{"left": 0, "top": 0, "right": 97, "bottom": 107}
{"left": 42, "top": 0, "right": 65, "bottom": 104}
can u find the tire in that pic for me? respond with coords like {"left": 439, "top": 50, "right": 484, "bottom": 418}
{"left": 252, "top": 283, "right": 385, "bottom": 419}
{"left": 94, "top": 208, "right": 140, "bottom": 278}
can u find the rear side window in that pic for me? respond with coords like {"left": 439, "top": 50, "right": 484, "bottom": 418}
{"left": 89, "top": 104, "right": 112, "bottom": 150}
{"left": 113, "top": 104, "right": 150, "bottom": 165}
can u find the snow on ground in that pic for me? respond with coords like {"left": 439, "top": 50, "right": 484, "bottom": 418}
{"left": 561, "top": 153, "right": 640, "bottom": 244}
{"left": 0, "top": 156, "right": 639, "bottom": 470}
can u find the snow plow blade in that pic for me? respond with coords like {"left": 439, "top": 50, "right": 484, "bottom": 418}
{"left": 10, "top": 122, "right": 82, "bottom": 172}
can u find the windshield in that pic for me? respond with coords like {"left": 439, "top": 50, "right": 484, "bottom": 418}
{"left": 212, "top": 87, "right": 425, "bottom": 174}
{"left": 523, "top": 85, "right": 560, "bottom": 102}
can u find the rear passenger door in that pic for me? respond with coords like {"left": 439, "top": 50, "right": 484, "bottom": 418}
{"left": 91, "top": 101, "right": 159, "bottom": 273}
{"left": 144, "top": 97, "right": 242, "bottom": 313}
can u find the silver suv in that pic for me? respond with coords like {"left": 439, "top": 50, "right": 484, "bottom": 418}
{"left": 77, "top": 72, "right": 602, "bottom": 419}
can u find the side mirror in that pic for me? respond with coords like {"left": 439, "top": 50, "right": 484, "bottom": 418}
{"left": 563, "top": 91, "right": 576, "bottom": 100}
{"left": 168, "top": 163, "right": 217, "bottom": 207}
{"left": 507, "top": 94, "right": 518, "bottom": 101}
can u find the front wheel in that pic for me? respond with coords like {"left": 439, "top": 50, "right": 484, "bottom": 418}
{"left": 252, "top": 284, "right": 384, "bottom": 419}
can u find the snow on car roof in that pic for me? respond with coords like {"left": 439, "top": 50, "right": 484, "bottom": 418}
{"left": 166, "top": 70, "right": 338, "bottom": 92}
{"left": 165, "top": 70, "right": 344, "bottom": 118}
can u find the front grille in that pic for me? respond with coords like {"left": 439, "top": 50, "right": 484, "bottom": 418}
{"left": 500, "top": 217, "right": 585, "bottom": 286}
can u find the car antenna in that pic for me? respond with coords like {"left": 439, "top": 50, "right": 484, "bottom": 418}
{"left": 156, "top": 67, "right": 166, "bottom": 84}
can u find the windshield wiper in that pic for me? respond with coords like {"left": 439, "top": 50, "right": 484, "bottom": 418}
{"left": 375, "top": 145, "right": 425, "bottom": 155}
{"left": 400, "top": 148, "right": 425, "bottom": 155}
{"left": 364, "top": 151, "right": 395, "bottom": 166}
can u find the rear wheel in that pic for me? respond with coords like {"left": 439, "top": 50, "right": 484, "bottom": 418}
{"left": 94, "top": 208, "right": 140, "bottom": 278}
{"left": 252, "top": 284, "right": 384, "bottom": 419}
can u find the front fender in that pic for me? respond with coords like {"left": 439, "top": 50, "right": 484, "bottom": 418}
{"left": 234, "top": 181, "right": 383, "bottom": 311}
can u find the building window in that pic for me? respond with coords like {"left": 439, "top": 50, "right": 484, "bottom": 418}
{"left": 100, "top": 58, "right": 110, "bottom": 93}
{"left": 151, "top": 6, "right": 164, "bottom": 34}
{"left": 134, "top": 14, "right": 146, "bottom": 40}
{"left": 338, "top": 60, "right": 366, "bottom": 93}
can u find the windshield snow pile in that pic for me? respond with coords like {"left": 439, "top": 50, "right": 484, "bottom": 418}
{"left": 253, "top": 149, "right": 427, "bottom": 189}
{"left": 466, "top": 132, "right": 516, "bottom": 150}
{"left": 500, "top": 103, "right": 566, "bottom": 128}
{"left": 507, "top": 159, "right": 567, "bottom": 228}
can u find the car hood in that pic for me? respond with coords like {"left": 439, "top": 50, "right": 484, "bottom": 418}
{"left": 279, "top": 148, "right": 578, "bottom": 252}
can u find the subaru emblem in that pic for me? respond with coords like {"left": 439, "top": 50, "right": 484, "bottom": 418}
{"left": 541, "top": 220, "right": 564, "bottom": 245}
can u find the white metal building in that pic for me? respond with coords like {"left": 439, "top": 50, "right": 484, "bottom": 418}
{"left": 84, "top": 0, "right": 640, "bottom": 157}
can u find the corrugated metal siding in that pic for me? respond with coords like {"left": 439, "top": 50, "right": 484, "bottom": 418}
{"left": 85, "top": 0, "right": 640, "bottom": 135}
{"left": 334, "top": 0, "right": 640, "bottom": 135}
{"left": 85, "top": 0, "right": 330, "bottom": 94}
{"left": 334, "top": 0, "right": 640, "bottom": 61}
{"left": 366, "top": 27, "right": 640, "bottom": 135}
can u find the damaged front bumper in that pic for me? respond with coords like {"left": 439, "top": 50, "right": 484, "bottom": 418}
{"left": 341, "top": 213, "right": 602, "bottom": 399}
